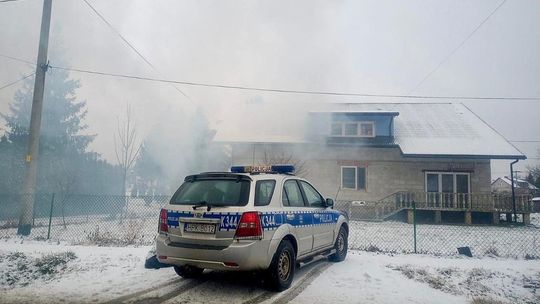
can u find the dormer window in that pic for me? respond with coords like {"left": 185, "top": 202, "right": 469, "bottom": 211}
{"left": 331, "top": 123, "right": 343, "bottom": 136}
{"left": 330, "top": 121, "right": 375, "bottom": 137}
{"left": 360, "top": 122, "right": 374, "bottom": 137}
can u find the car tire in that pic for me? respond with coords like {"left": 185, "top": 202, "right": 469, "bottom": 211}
{"left": 267, "top": 240, "right": 295, "bottom": 291}
{"left": 173, "top": 265, "right": 204, "bottom": 278}
{"left": 329, "top": 226, "right": 348, "bottom": 262}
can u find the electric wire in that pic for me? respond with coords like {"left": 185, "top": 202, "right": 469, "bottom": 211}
{"left": 3, "top": 53, "right": 540, "bottom": 101}
{"left": 0, "top": 0, "right": 29, "bottom": 3}
{"left": 0, "top": 72, "right": 35, "bottom": 91}
{"left": 81, "top": 0, "right": 192, "bottom": 102}
{"left": 509, "top": 141, "right": 540, "bottom": 143}
{"left": 408, "top": 0, "right": 507, "bottom": 94}
{"left": 0, "top": 53, "right": 36, "bottom": 66}
{"left": 48, "top": 64, "right": 540, "bottom": 101}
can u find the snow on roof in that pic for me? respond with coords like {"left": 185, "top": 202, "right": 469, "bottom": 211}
{"left": 309, "top": 110, "right": 400, "bottom": 116}
{"left": 494, "top": 177, "right": 539, "bottom": 190}
{"left": 214, "top": 102, "right": 525, "bottom": 159}
{"left": 363, "top": 103, "right": 524, "bottom": 159}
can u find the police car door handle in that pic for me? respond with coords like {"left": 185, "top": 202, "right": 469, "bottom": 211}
{"left": 286, "top": 214, "right": 295, "bottom": 220}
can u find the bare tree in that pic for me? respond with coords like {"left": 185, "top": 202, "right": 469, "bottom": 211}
{"left": 526, "top": 149, "right": 540, "bottom": 192}
{"left": 50, "top": 158, "right": 78, "bottom": 228}
{"left": 260, "top": 147, "right": 309, "bottom": 177}
{"left": 114, "top": 104, "right": 142, "bottom": 201}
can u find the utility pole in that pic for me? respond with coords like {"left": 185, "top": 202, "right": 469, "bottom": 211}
{"left": 17, "top": 0, "right": 53, "bottom": 236}
{"left": 510, "top": 159, "right": 519, "bottom": 224}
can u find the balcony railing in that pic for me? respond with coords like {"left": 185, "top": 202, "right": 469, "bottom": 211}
{"left": 392, "top": 191, "right": 533, "bottom": 213}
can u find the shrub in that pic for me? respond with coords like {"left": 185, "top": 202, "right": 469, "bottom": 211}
{"left": 366, "top": 244, "right": 382, "bottom": 252}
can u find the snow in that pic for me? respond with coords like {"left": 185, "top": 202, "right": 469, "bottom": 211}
{"left": 1, "top": 239, "right": 539, "bottom": 304}
{"left": 213, "top": 102, "right": 525, "bottom": 159}
{"left": 293, "top": 252, "right": 540, "bottom": 304}
{"left": 495, "top": 176, "right": 539, "bottom": 190}
{"left": 0, "top": 239, "right": 176, "bottom": 303}
{"left": 336, "top": 103, "right": 525, "bottom": 158}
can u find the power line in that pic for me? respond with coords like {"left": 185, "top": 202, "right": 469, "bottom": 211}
{"left": 510, "top": 140, "right": 540, "bottom": 143}
{"left": 0, "top": 0, "right": 28, "bottom": 3}
{"left": 0, "top": 53, "right": 36, "bottom": 66}
{"left": 49, "top": 64, "right": 540, "bottom": 101}
{"left": 409, "top": 0, "right": 507, "bottom": 94}
{"left": 4, "top": 52, "right": 540, "bottom": 101}
{"left": 81, "top": 0, "right": 191, "bottom": 102}
{"left": 0, "top": 72, "right": 35, "bottom": 91}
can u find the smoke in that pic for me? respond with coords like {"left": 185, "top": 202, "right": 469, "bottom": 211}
{"left": 1, "top": 0, "right": 539, "bottom": 186}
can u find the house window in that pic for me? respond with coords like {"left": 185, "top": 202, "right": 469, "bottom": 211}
{"left": 330, "top": 123, "right": 342, "bottom": 136}
{"left": 359, "top": 122, "right": 374, "bottom": 137}
{"left": 330, "top": 121, "right": 375, "bottom": 137}
{"left": 425, "top": 172, "right": 470, "bottom": 193}
{"left": 341, "top": 166, "right": 367, "bottom": 190}
{"left": 344, "top": 123, "right": 358, "bottom": 136}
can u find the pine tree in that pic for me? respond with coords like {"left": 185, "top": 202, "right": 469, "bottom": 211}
{"left": 0, "top": 68, "right": 120, "bottom": 194}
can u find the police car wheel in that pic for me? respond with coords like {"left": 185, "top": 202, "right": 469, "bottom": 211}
{"left": 329, "top": 226, "right": 348, "bottom": 262}
{"left": 267, "top": 240, "right": 295, "bottom": 291}
{"left": 173, "top": 265, "right": 204, "bottom": 278}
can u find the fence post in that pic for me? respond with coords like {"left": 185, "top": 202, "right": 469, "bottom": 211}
{"left": 413, "top": 200, "right": 417, "bottom": 254}
{"left": 47, "top": 193, "right": 55, "bottom": 240}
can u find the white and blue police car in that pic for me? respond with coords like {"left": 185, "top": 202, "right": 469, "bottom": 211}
{"left": 156, "top": 165, "right": 348, "bottom": 291}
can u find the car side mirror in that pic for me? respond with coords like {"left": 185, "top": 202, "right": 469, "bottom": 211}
{"left": 325, "top": 198, "right": 334, "bottom": 208}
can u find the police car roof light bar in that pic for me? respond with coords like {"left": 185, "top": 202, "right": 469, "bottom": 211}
{"left": 230, "top": 165, "right": 295, "bottom": 174}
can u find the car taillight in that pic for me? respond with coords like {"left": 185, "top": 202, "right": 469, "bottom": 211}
{"left": 234, "top": 211, "right": 263, "bottom": 240}
{"left": 159, "top": 209, "right": 168, "bottom": 233}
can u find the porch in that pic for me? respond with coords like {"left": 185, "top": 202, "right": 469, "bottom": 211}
{"left": 340, "top": 191, "right": 534, "bottom": 225}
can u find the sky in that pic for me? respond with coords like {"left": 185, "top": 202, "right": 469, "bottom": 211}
{"left": 0, "top": 0, "right": 539, "bottom": 178}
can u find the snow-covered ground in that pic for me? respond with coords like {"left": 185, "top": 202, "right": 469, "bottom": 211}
{"left": 1, "top": 238, "right": 538, "bottom": 304}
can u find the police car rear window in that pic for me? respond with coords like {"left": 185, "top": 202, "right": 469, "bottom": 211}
{"left": 254, "top": 180, "right": 276, "bottom": 206}
{"left": 170, "top": 179, "right": 250, "bottom": 206}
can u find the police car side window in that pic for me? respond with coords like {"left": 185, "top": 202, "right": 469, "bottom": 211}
{"left": 299, "top": 181, "right": 324, "bottom": 208}
{"left": 282, "top": 180, "right": 305, "bottom": 207}
{"left": 255, "top": 180, "right": 276, "bottom": 206}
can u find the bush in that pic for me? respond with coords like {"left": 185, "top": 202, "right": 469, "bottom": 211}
{"left": 366, "top": 244, "right": 382, "bottom": 252}
{"left": 0, "top": 251, "right": 77, "bottom": 288}
{"left": 484, "top": 246, "right": 499, "bottom": 257}
{"left": 470, "top": 297, "right": 507, "bottom": 304}
{"left": 34, "top": 252, "right": 77, "bottom": 275}
{"left": 84, "top": 219, "right": 145, "bottom": 246}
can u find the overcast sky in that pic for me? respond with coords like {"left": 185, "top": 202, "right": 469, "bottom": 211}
{"left": 1, "top": 0, "right": 539, "bottom": 178}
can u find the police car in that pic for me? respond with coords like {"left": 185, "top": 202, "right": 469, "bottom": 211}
{"left": 156, "top": 165, "right": 348, "bottom": 291}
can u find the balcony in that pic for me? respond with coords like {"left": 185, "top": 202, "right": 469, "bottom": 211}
{"left": 392, "top": 191, "right": 533, "bottom": 213}
{"left": 336, "top": 192, "right": 534, "bottom": 223}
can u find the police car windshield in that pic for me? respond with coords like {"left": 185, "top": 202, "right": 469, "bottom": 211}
{"left": 171, "top": 179, "right": 250, "bottom": 207}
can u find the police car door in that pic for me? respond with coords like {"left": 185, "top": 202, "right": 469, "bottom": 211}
{"left": 282, "top": 179, "right": 313, "bottom": 255}
{"left": 299, "top": 180, "right": 334, "bottom": 250}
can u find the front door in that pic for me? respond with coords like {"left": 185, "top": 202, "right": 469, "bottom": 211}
{"left": 425, "top": 172, "right": 471, "bottom": 208}
{"left": 456, "top": 174, "right": 470, "bottom": 208}
{"left": 426, "top": 173, "right": 440, "bottom": 207}
{"left": 441, "top": 174, "right": 454, "bottom": 208}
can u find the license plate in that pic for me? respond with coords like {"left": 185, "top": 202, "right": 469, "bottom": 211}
{"left": 184, "top": 223, "right": 216, "bottom": 234}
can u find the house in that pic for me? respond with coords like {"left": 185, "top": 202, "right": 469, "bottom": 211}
{"left": 213, "top": 102, "right": 532, "bottom": 224}
{"left": 492, "top": 176, "right": 539, "bottom": 196}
